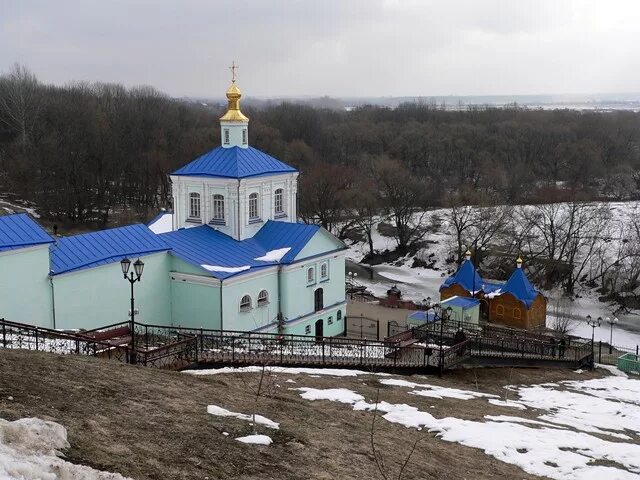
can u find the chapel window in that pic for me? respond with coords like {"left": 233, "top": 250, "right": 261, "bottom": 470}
{"left": 249, "top": 193, "right": 259, "bottom": 219}
{"left": 189, "top": 193, "right": 201, "bottom": 219}
{"left": 242, "top": 129, "right": 247, "bottom": 145}
{"left": 213, "top": 194, "right": 225, "bottom": 222}
{"left": 274, "top": 188, "right": 284, "bottom": 215}
{"left": 224, "top": 129, "right": 230, "bottom": 145}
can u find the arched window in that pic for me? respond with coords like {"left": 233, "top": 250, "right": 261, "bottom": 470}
{"left": 513, "top": 307, "right": 522, "bottom": 319}
{"left": 320, "top": 262, "right": 329, "bottom": 280}
{"left": 274, "top": 188, "right": 284, "bottom": 215}
{"left": 189, "top": 193, "right": 201, "bottom": 219}
{"left": 213, "top": 194, "right": 225, "bottom": 221}
{"left": 240, "top": 295, "right": 252, "bottom": 312}
{"left": 257, "top": 289, "right": 269, "bottom": 306}
{"left": 223, "top": 129, "right": 230, "bottom": 145}
{"left": 249, "top": 193, "right": 259, "bottom": 219}
{"left": 242, "top": 129, "right": 247, "bottom": 145}
{"left": 496, "top": 304, "right": 504, "bottom": 316}
{"left": 337, "top": 310, "right": 342, "bottom": 321}
{"left": 307, "top": 266, "right": 315, "bottom": 284}
{"left": 314, "top": 288, "right": 324, "bottom": 312}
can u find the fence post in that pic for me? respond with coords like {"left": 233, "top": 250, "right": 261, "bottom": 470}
{"left": 636, "top": 345, "right": 638, "bottom": 356}
{"left": 376, "top": 320, "right": 380, "bottom": 341}
{"left": 76, "top": 339, "right": 80, "bottom": 355}
{"left": 145, "top": 325, "right": 149, "bottom": 350}
{"left": 598, "top": 341, "right": 602, "bottom": 364}
{"left": 387, "top": 322, "right": 390, "bottom": 338}
{"left": 231, "top": 336, "right": 235, "bottom": 363}
{"left": 2, "top": 320, "right": 5, "bottom": 348}
{"left": 322, "top": 339, "right": 325, "bottom": 364}
{"left": 35, "top": 327, "right": 39, "bottom": 351}
{"left": 200, "top": 328, "right": 203, "bottom": 354}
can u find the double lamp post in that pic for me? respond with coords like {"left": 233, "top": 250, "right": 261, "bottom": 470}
{"left": 120, "top": 257, "right": 145, "bottom": 364}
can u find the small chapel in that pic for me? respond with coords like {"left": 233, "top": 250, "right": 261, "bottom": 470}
{"left": 440, "top": 252, "right": 547, "bottom": 330}
{"left": 0, "top": 71, "right": 347, "bottom": 337}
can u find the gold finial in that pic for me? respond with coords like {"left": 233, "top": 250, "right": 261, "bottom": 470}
{"left": 516, "top": 255, "right": 523, "bottom": 268}
{"left": 465, "top": 249, "right": 472, "bottom": 260}
{"left": 229, "top": 61, "right": 238, "bottom": 83}
{"left": 220, "top": 62, "right": 249, "bottom": 123}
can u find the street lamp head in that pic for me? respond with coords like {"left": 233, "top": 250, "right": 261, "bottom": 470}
{"left": 426, "top": 296, "right": 432, "bottom": 305}
{"left": 597, "top": 316, "right": 603, "bottom": 326}
{"left": 613, "top": 317, "right": 619, "bottom": 324}
{"left": 586, "top": 314, "right": 592, "bottom": 323}
{"left": 120, "top": 258, "right": 131, "bottom": 276}
{"left": 133, "top": 258, "right": 144, "bottom": 280}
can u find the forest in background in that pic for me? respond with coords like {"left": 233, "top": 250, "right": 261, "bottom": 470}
{"left": 3, "top": 64, "right": 640, "bottom": 299}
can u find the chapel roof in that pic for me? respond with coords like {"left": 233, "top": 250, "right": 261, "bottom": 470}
{"left": 171, "top": 146, "right": 297, "bottom": 179}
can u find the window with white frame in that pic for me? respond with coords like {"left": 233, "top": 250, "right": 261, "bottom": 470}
{"left": 307, "top": 266, "right": 315, "bottom": 284}
{"left": 274, "top": 188, "right": 284, "bottom": 215}
{"left": 224, "top": 129, "right": 230, "bottom": 145}
{"left": 212, "top": 194, "right": 225, "bottom": 222}
{"left": 320, "top": 262, "right": 329, "bottom": 280}
{"left": 242, "top": 129, "right": 247, "bottom": 145}
{"left": 189, "top": 192, "right": 201, "bottom": 219}
{"left": 240, "top": 295, "right": 252, "bottom": 311}
{"left": 249, "top": 193, "right": 259, "bottom": 219}
{"left": 257, "top": 289, "right": 269, "bottom": 306}
{"left": 328, "top": 316, "right": 333, "bottom": 325}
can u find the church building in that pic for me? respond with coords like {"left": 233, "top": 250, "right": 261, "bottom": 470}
{"left": 440, "top": 252, "right": 547, "bottom": 330}
{"left": 0, "top": 75, "right": 347, "bottom": 338}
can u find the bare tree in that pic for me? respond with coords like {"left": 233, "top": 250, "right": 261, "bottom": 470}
{"left": 0, "top": 63, "right": 42, "bottom": 149}
{"left": 549, "top": 298, "right": 577, "bottom": 335}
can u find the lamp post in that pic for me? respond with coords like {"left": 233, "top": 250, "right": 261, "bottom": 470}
{"left": 121, "top": 258, "right": 144, "bottom": 365}
{"left": 586, "top": 314, "right": 601, "bottom": 367}
{"left": 605, "top": 316, "right": 618, "bottom": 354}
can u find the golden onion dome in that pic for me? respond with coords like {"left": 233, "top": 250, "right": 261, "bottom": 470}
{"left": 220, "top": 81, "right": 249, "bottom": 122}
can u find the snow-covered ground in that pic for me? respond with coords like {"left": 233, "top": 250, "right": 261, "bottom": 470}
{"left": 0, "top": 417, "right": 131, "bottom": 479}
{"left": 288, "top": 367, "right": 640, "bottom": 480}
{"left": 345, "top": 203, "right": 640, "bottom": 349}
{"left": 199, "top": 363, "right": 640, "bottom": 478}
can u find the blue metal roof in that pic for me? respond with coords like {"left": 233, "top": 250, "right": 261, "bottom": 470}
{"left": 440, "top": 260, "right": 483, "bottom": 293}
{"left": 171, "top": 146, "right": 297, "bottom": 179}
{"left": 408, "top": 310, "right": 437, "bottom": 322}
{"left": 0, "top": 213, "right": 54, "bottom": 253}
{"left": 160, "top": 221, "right": 322, "bottom": 280}
{"left": 50, "top": 224, "right": 171, "bottom": 275}
{"left": 442, "top": 296, "right": 480, "bottom": 309}
{"left": 502, "top": 267, "right": 540, "bottom": 308}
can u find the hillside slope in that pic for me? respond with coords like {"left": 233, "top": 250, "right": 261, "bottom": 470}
{"left": 0, "top": 350, "right": 633, "bottom": 479}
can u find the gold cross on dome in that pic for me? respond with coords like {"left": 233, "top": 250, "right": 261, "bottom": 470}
{"left": 229, "top": 61, "right": 238, "bottom": 82}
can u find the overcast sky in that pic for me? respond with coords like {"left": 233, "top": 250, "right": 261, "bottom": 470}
{"left": 2, "top": 0, "right": 639, "bottom": 98}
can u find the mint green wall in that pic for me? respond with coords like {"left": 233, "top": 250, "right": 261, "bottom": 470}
{"left": 53, "top": 252, "right": 172, "bottom": 330}
{"left": 221, "top": 268, "right": 279, "bottom": 331}
{"left": 170, "top": 278, "right": 221, "bottom": 329}
{"left": 0, "top": 246, "right": 53, "bottom": 328}
{"left": 283, "top": 303, "right": 347, "bottom": 337}
{"left": 280, "top": 253, "right": 346, "bottom": 321}
{"left": 171, "top": 256, "right": 211, "bottom": 276}
{"left": 294, "top": 229, "right": 344, "bottom": 261}
{"left": 441, "top": 297, "right": 480, "bottom": 325}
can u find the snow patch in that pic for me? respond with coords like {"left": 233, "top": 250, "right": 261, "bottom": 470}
{"left": 185, "top": 366, "right": 390, "bottom": 377}
{"left": 292, "top": 387, "right": 365, "bottom": 404}
{"left": 207, "top": 405, "right": 279, "bottom": 429}
{"left": 235, "top": 434, "right": 273, "bottom": 445}
{"left": 0, "top": 417, "right": 131, "bottom": 479}
{"left": 487, "top": 399, "right": 527, "bottom": 410}
{"left": 254, "top": 247, "right": 291, "bottom": 262}
{"left": 380, "top": 378, "right": 498, "bottom": 400}
{"left": 201, "top": 264, "right": 251, "bottom": 273}
{"left": 147, "top": 212, "right": 173, "bottom": 234}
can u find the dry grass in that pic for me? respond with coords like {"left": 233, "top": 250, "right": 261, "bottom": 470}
{"left": 0, "top": 349, "right": 607, "bottom": 479}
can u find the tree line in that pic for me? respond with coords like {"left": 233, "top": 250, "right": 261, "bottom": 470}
{"left": 1, "top": 64, "right": 639, "bottom": 236}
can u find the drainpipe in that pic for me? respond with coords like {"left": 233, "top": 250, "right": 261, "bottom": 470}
{"left": 237, "top": 179, "right": 241, "bottom": 239}
{"left": 49, "top": 275, "right": 56, "bottom": 329}
{"left": 219, "top": 279, "right": 224, "bottom": 331}
{"left": 277, "top": 265, "right": 285, "bottom": 335}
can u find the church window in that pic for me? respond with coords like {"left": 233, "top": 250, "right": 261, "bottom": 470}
{"left": 305, "top": 325, "right": 311, "bottom": 335}
{"left": 513, "top": 307, "right": 522, "bottom": 319}
{"left": 240, "top": 295, "right": 252, "bottom": 312}
{"left": 328, "top": 316, "right": 333, "bottom": 325}
{"left": 223, "top": 129, "right": 230, "bottom": 145}
{"left": 249, "top": 193, "right": 259, "bottom": 219}
{"left": 213, "top": 194, "right": 225, "bottom": 221}
{"left": 496, "top": 304, "right": 504, "bottom": 316}
{"left": 307, "top": 266, "right": 315, "bottom": 284}
{"left": 242, "top": 129, "right": 247, "bottom": 145}
{"left": 257, "top": 289, "right": 269, "bottom": 306}
{"left": 274, "top": 188, "right": 284, "bottom": 215}
{"left": 314, "top": 288, "right": 324, "bottom": 312}
{"left": 320, "top": 262, "right": 329, "bottom": 280}
{"left": 189, "top": 193, "right": 201, "bottom": 219}
{"left": 337, "top": 310, "right": 342, "bottom": 321}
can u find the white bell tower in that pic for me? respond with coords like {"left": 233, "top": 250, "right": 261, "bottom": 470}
{"left": 219, "top": 61, "right": 249, "bottom": 149}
